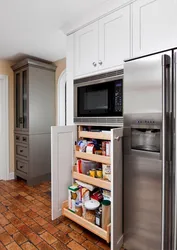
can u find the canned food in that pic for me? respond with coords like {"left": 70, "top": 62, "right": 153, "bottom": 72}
{"left": 90, "top": 169, "right": 96, "bottom": 178}
{"left": 96, "top": 169, "right": 103, "bottom": 178}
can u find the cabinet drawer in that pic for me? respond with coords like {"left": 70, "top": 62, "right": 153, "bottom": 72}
{"left": 16, "top": 159, "right": 28, "bottom": 174}
{"left": 15, "top": 134, "right": 28, "bottom": 145}
{"left": 16, "top": 144, "right": 28, "bottom": 159}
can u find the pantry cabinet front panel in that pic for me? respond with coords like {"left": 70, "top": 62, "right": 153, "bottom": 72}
{"left": 111, "top": 128, "right": 123, "bottom": 250}
{"left": 74, "top": 22, "right": 99, "bottom": 77}
{"left": 51, "top": 125, "right": 77, "bottom": 220}
{"left": 99, "top": 6, "right": 131, "bottom": 70}
{"left": 132, "top": 0, "right": 177, "bottom": 57}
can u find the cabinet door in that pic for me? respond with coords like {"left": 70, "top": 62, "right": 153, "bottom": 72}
{"left": 14, "top": 71, "right": 21, "bottom": 130}
{"left": 74, "top": 22, "right": 98, "bottom": 77}
{"left": 21, "top": 69, "right": 28, "bottom": 131}
{"left": 99, "top": 6, "right": 131, "bottom": 70}
{"left": 111, "top": 128, "right": 123, "bottom": 250}
{"left": 133, "top": 0, "right": 177, "bottom": 57}
{"left": 51, "top": 125, "right": 77, "bottom": 220}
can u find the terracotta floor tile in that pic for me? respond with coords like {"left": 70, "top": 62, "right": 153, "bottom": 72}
{"left": 37, "top": 241, "right": 53, "bottom": 250}
{"left": 0, "top": 205, "right": 7, "bottom": 213}
{"left": 67, "top": 240, "right": 86, "bottom": 250}
{"left": 82, "top": 240, "right": 102, "bottom": 250}
{"left": 52, "top": 240, "right": 69, "bottom": 250}
{"left": 1, "top": 200, "right": 11, "bottom": 206}
{"left": 40, "top": 231, "right": 57, "bottom": 244}
{"left": 25, "top": 196, "right": 35, "bottom": 201}
{"left": 21, "top": 242, "right": 37, "bottom": 250}
{"left": 0, "top": 232, "right": 13, "bottom": 245}
{"left": 21, "top": 216, "right": 35, "bottom": 226}
{"left": 3, "top": 211, "right": 15, "bottom": 220}
{"left": 97, "top": 240, "right": 111, "bottom": 250}
{"left": 70, "top": 222, "right": 84, "bottom": 234}
{"left": 30, "top": 224, "right": 45, "bottom": 235}
{"left": 56, "top": 223, "right": 72, "bottom": 234}
{"left": 4, "top": 224, "right": 18, "bottom": 235}
{"left": 34, "top": 217, "right": 48, "bottom": 226}
{"left": 68, "top": 231, "right": 86, "bottom": 244}
{"left": 81, "top": 230, "right": 100, "bottom": 243}
{"left": 9, "top": 217, "right": 24, "bottom": 228}
{"left": 18, "top": 225, "right": 33, "bottom": 237}
{"left": 0, "top": 226, "right": 5, "bottom": 234}
{"left": 54, "top": 231, "right": 72, "bottom": 245}
{"left": 28, "top": 233, "right": 43, "bottom": 245}
{"left": 6, "top": 241, "right": 22, "bottom": 250}
{"left": 0, "top": 214, "right": 9, "bottom": 226}
{"left": 42, "top": 223, "right": 58, "bottom": 235}
{"left": 0, "top": 242, "right": 6, "bottom": 250}
{"left": 13, "top": 232, "right": 28, "bottom": 245}
{"left": 25, "top": 211, "right": 38, "bottom": 219}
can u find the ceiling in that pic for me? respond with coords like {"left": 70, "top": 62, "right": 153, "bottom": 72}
{"left": 0, "top": 0, "right": 108, "bottom": 62}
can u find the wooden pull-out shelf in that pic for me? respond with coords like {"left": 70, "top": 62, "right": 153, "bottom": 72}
{"left": 62, "top": 201, "right": 111, "bottom": 243}
{"left": 79, "top": 130, "right": 111, "bottom": 141}
{"left": 75, "top": 151, "right": 111, "bottom": 165}
{"left": 73, "top": 170, "right": 111, "bottom": 191}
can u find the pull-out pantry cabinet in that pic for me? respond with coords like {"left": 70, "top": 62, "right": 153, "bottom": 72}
{"left": 51, "top": 125, "right": 123, "bottom": 250}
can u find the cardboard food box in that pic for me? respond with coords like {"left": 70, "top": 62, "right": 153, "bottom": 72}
{"left": 68, "top": 185, "right": 79, "bottom": 212}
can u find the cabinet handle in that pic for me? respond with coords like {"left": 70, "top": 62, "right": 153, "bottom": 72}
{"left": 16, "top": 136, "right": 20, "bottom": 140}
{"left": 22, "top": 137, "right": 27, "bottom": 142}
{"left": 98, "top": 60, "right": 103, "bottom": 65}
{"left": 93, "top": 62, "right": 97, "bottom": 67}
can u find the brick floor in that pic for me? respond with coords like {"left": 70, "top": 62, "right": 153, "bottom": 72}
{"left": 0, "top": 180, "right": 111, "bottom": 249}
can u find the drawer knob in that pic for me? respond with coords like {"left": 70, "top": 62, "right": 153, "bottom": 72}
{"left": 92, "top": 62, "right": 97, "bottom": 67}
{"left": 20, "top": 166, "right": 23, "bottom": 168}
{"left": 16, "top": 136, "right": 20, "bottom": 140}
{"left": 20, "top": 150, "right": 23, "bottom": 153}
{"left": 23, "top": 137, "right": 27, "bottom": 142}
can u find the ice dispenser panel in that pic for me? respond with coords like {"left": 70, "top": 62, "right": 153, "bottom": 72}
{"left": 131, "top": 128, "right": 160, "bottom": 152}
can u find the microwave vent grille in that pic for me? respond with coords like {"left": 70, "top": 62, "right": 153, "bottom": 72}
{"left": 74, "top": 117, "right": 123, "bottom": 126}
{"left": 74, "top": 69, "right": 124, "bottom": 84}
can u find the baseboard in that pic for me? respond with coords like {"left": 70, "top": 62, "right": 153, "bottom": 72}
{"left": 8, "top": 172, "right": 15, "bottom": 180}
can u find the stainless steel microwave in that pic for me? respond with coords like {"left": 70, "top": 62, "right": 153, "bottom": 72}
{"left": 74, "top": 69, "right": 124, "bottom": 126}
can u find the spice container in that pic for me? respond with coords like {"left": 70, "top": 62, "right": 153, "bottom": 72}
{"left": 68, "top": 185, "right": 79, "bottom": 212}
{"left": 106, "top": 142, "right": 111, "bottom": 156}
{"left": 85, "top": 200, "right": 100, "bottom": 224}
{"left": 102, "top": 200, "right": 111, "bottom": 230}
{"left": 95, "top": 150, "right": 102, "bottom": 155}
{"left": 95, "top": 209, "right": 102, "bottom": 227}
{"left": 102, "top": 164, "right": 111, "bottom": 181}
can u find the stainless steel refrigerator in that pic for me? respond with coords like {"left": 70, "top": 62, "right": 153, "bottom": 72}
{"left": 123, "top": 49, "right": 177, "bottom": 250}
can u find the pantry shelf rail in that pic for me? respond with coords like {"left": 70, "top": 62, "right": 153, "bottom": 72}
{"left": 62, "top": 200, "right": 111, "bottom": 243}
{"left": 73, "top": 168, "right": 111, "bottom": 191}
{"left": 75, "top": 151, "right": 111, "bottom": 165}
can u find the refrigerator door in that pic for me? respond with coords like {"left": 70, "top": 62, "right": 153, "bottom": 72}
{"left": 172, "top": 50, "right": 177, "bottom": 250}
{"left": 123, "top": 51, "right": 172, "bottom": 250}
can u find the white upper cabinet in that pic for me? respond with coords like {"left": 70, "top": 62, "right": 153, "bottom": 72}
{"left": 99, "top": 6, "right": 130, "bottom": 71}
{"left": 133, "top": 0, "right": 177, "bottom": 57}
{"left": 74, "top": 22, "right": 99, "bottom": 76}
{"left": 74, "top": 5, "right": 131, "bottom": 77}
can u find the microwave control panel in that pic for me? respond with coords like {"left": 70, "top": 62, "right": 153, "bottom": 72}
{"left": 115, "top": 82, "right": 122, "bottom": 113}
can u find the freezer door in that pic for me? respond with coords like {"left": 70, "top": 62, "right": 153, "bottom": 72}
{"left": 123, "top": 52, "right": 172, "bottom": 250}
{"left": 172, "top": 51, "right": 177, "bottom": 250}
{"left": 124, "top": 52, "right": 172, "bottom": 115}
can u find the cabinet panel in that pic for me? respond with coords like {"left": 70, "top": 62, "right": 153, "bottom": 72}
{"left": 133, "top": 0, "right": 177, "bottom": 57}
{"left": 74, "top": 22, "right": 99, "bottom": 76}
{"left": 15, "top": 72, "right": 21, "bottom": 130}
{"left": 51, "top": 125, "right": 77, "bottom": 220}
{"left": 99, "top": 6, "right": 131, "bottom": 70}
{"left": 22, "top": 69, "right": 28, "bottom": 130}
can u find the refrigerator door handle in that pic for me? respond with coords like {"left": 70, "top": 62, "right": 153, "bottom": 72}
{"left": 161, "top": 54, "right": 171, "bottom": 250}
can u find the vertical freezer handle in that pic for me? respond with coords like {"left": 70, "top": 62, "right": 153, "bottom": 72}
{"left": 161, "top": 54, "right": 170, "bottom": 250}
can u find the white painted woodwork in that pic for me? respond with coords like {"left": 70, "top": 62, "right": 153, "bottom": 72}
{"left": 111, "top": 128, "right": 123, "bottom": 250}
{"left": 51, "top": 125, "right": 76, "bottom": 220}
{"left": 0, "top": 75, "right": 9, "bottom": 180}
{"left": 99, "top": 5, "right": 131, "bottom": 70}
{"left": 66, "top": 35, "right": 74, "bottom": 125}
{"left": 58, "top": 70, "right": 66, "bottom": 126}
{"left": 133, "top": 0, "right": 177, "bottom": 57}
{"left": 74, "top": 22, "right": 99, "bottom": 77}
